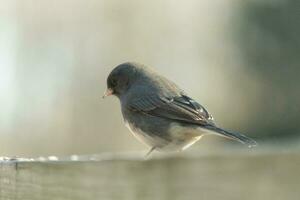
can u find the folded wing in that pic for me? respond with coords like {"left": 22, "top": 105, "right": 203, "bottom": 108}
{"left": 128, "top": 93, "right": 215, "bottom": 126}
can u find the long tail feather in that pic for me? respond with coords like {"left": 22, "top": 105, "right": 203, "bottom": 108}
{"left": 204, "top": 125, "right": 257, "bottom": 148}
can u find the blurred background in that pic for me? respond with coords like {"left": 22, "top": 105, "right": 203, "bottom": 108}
{"left": 0, "top": 0, "right": 299, "bottom": 157}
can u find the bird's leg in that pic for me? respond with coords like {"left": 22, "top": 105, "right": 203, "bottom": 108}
{"left": 145, "top": 146, "right": 156, "bottom": 158}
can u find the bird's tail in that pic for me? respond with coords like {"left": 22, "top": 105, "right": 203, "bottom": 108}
{"left": 204, "top": 125, "right": 257, "bottom": 148}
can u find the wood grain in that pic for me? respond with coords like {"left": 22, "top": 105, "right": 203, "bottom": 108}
{"left": 0, "top": 152, "right": 299, "bottom": 200}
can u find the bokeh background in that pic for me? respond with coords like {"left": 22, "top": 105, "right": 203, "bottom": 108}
{"left": 0, "top": 0, "right": 299, "bottom": 157}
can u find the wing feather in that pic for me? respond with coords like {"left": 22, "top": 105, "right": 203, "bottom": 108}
{"left": 128, "top": 93, "right": 214, "bottom": 126}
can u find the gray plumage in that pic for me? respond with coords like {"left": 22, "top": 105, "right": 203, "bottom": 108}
{"left": 105, "top": 62, "right": 257, "bottom": 154}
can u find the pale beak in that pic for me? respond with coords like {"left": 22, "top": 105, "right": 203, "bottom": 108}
{"left": 102, "top": 88, "right": 113, "bottom": 98}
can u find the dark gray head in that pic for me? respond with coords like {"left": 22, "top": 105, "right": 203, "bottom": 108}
{"left": 104, "top": 62, "right": 141, "bottom": 98}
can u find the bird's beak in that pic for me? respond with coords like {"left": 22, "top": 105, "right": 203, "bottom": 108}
{"left": 102, "top": 88, "right": 113, "bottom": 98}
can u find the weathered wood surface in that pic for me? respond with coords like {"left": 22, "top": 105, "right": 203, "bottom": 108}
{"left": 0, "top": 152, "right": 299, "bottom": 200}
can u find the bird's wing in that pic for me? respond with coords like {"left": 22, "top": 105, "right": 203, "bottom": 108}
{"left": 128, "top": 93, "right": 215, "bottom": 126}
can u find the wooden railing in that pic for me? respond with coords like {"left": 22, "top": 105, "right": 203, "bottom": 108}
{"left": 0, "top": 151, "right": 299, "bottom": 200}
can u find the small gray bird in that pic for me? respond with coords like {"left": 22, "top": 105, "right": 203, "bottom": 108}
{"left": 104, "top": 62, "right": 256, "bottom": 156}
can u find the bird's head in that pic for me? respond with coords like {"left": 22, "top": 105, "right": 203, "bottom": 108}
{"left": 103, "top": 62, "right": 140, "bottom": 98}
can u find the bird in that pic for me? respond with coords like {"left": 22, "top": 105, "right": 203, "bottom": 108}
{"left": 103, "top": 62, "right": 257, "bottom": 156}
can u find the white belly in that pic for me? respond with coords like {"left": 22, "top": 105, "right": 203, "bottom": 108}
{"left": 167, "top": 123, "right": 207, "bottom": 151}
{"left": 124, "top": 120, "right": 208, "bottom": 152}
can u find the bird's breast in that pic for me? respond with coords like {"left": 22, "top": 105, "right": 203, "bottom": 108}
{"left": 124, "top": 119, "right": 166, "bottom": 148}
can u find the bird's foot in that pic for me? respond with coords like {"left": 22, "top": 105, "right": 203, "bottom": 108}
{"left": 144, "top": 147, "right": 156, "bottom": 158}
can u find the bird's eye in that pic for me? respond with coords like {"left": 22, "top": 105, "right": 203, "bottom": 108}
{"left": 111, "top": 78, "right": 117, "bottom": 87}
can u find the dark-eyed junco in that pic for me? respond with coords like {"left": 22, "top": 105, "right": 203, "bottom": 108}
{"left": 104, "top": 62, "right": 257, "bottom": 156}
